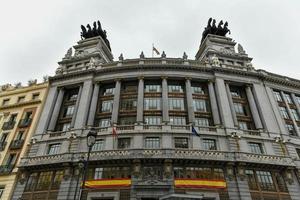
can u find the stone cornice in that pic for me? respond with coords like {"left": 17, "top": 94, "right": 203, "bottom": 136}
{"left": 0, "top": 83, "right": 48, "bottom": 97}
{"left": 48, "top": 58, "right": 300, "bottom": 90}
{"left": 0, "top": 99, "right": 42, "bottom": 111}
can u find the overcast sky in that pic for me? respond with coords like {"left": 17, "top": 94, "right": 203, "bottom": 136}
{"left": 1, "top": 0, "right": 300, "bottom": 85}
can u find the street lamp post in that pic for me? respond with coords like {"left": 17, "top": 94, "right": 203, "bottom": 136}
{"left": 79, "top": 129, "right": 97, "bottom": 200}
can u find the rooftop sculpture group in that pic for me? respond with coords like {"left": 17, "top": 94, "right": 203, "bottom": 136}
{"left": 80, "top": 20, "right": 111, "bottom": 50}
{"left": 201, "top": 18, "right": 231, "bottom": 43}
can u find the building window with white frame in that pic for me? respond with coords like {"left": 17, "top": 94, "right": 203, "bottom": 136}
{"left": 174, "top": 138, "right": 189, "bottom": 148}
{"left": 168, "top": 85, "right": 183, "bottom": 93}
{"left": 291, "top": 109, "right": 300, "bottom": 121}
{"left": 118, "top": 138, "right": 131, "bottom": 149}
{"left": 193, "top": 99, "right": 207, "bottom": 112}
{"left": 279, "top": 107, "right": 290, "bottom": 119}
{"left": 284, "top": 93, "right": 293, "bottom": 104}
{"left": 273, "top": 91, "right": 283, "bottom": 102}
{"left": 48, "top": 143, "right": 61, "bottom": 155}
{"left": 101, "top": 100, "right": 113, "bottom": 112}
{"left": 145, "top": 137, "right": 160, "bottom": 148}
{"left": 99, "top": 118, "right": 111, "bottom": 127}
{"left": 203, "top": 139, "right": 217, "bottom": 150}
{"left": 144, "top": 98, "right": 161, "bottom": 110}
{"left": 104, "top": 88, "right": 115, "bottom": 96}
{"left": 145, "top": 84, "right": 161, "bottom": 93}
{"left": 169, "top": 98, "right": 185, "bottom": 110}
{"left": 144, "top": 116, "right": 161, "bottom": 125}
{"left": 249, "top": 142, "right": 264, "bottom": 154}
{"left": 92, "top": 139, "right": 104, "bottom": 151}
{"left": 194, "top": 118, "right": 210, "bottom": 127}
{"left": 170, "top": 116, "right": 186, "bottom": 125}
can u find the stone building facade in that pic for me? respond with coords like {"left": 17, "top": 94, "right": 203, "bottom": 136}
{"left": 11, "top": 23, "right": 300, "bottom": 200}
{"left": 0, "top": 82, "right": 48, "bottom": 200}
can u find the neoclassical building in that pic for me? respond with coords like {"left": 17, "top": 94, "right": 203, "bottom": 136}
{"left": 0, "top": 81, "right": 48, "bottom": 200}
{"left": 11, "top": 21, "right": 300, "bottom": 200}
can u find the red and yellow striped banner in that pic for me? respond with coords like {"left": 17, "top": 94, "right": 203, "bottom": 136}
{"left": 175, "top": 179, "right": 226, "bottom": 189}
{"left": 84, "top": 178, "right": 131, "bottom": 189}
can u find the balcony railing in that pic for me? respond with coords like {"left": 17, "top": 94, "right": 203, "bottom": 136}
{"left": 116, "top": 125, "right": 135, "bottom": 131}
{"left": 20, "top": 149, "right": 295, "bottom": 168}
{"left": 143, "top": 125, "right": 163, "bottom": 130}
{"left": 2, "top": 121, "right": 15, "bottom": 130}
{"left": 0, "top": 165, "right": 14, "bottom": 175}
{"left": 9, "top": 139, "right": 24, "bottom": 150}
{"left": 0, "top": 141, "right": 7, "bottom": 151}
{"left": 18, "top": 118, "right": 32, "bottom": 128}
{"left": 171, "top": 125, "right": 190, "bottom": 130}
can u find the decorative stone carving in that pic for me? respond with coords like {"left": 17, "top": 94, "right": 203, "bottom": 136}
{"left": 19, "top": 172, "right": 28, "bottom": 184}
{"left": 63, "top": 48, "right": 73, "bottom": 59}
{"left": 161, "top": 51, "right": 166, "bottom": 58}
{"left": 226, "top": 163, "right": 234, "bottom": 181}
{"left": 133, "top": 159, "right": 141, "bottom": 178}
{"left": 55, "top": 66, "right": 64, "bottom": 75}
{"left": 140, "top": 51, "right": 145, "bottom": 59}
{"left": 246, "top": 62, "right": 254, "bottom": 70}
{"left": 118, "top": 53, "right": 124, "bottom": 61}
{"left": 28, "top": 79, "right": 37, "bottom": 86}
{"left": 63, "top": 167, "right": 72, "bottom": 180}
{"left": 284, "top": 168, "right": 294, "bottom": 184}
{"left": 88, "top": 57, "right": 98, "bottom": 69}
{"left": 14, "top": 82, "right": 22, "bottom": 88}
{"left": 237, "top": 44, "right": 246, "bottom": 54}
{"left": 183, "top": 52, "right": 188, "bottom": 60}
{"left": 43, "top": 75, "right": 49, "bottom": 82}
{"left": 219, "top": 47, "right": 235, "bottom": 55}
{"left": 237, "top": 163, "right": 246, "bottom": 181}
{"left": 210, "top": 54, "right": 220, "bottom": 67}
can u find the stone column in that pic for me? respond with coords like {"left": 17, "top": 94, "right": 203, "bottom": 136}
{"left": 162, "top": 77, "right": 169, "bottom": 123}
{"left": 208, "top": 81, "right": 220, "bottom": 125}
{"left": 185, "top": 78, "right": 195, "bottom": 124}
{"left": 87, "top": 83, "right": 100, "bottom": 126}
{"left": 136, "top": 77, "right": 144, "bottom": 124}
{"left": 245, "top": 86, "right": 263, "bottom": 129}
{"left": 111, "top": 79, "right": 121, "bottom": 124}
{"left": 225, "top": 83, "right": 238, "bottom": 127}
{"left": 281, "top": 91, "right": 300, "bottom": 136}
{"left": 74, "top": 80, "right": 93, "bottom": 129}
{"left": 214, "top": 78, "right": 234, "bottom": 128}
{"left": 48, "top": 88, "right": 64, "bottom": 131}
{"left": 35, "top": 86, "right": 58, "bottom": 135}
{"left": 70, "top": 85, "right": 82, "bottom": 128}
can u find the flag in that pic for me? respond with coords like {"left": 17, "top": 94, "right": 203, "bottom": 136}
{"left": 152, "top": 46, "right": 160, "bottom": 55}
{"left": 192, "top": 126, "right": 200, "bottom": 137}
{"left": 112, "top": 126, "right": 118, "bottom": 138}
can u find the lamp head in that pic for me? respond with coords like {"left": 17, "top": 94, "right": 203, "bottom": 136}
{"left": 87, "top": 129, "right": 97, "bottom": 148}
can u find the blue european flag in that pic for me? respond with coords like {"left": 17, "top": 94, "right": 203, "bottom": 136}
{"left": 191, "top": 126, "right": 200, "bottom": 137}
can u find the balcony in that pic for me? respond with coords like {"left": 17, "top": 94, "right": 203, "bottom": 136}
{"left": 9, "top": 139, "right": 24, "bottom": 150}
{"left": 18, "top": 118, "right": 32, "bottom": 128}
{"left": 0, "top": 141, "right": 7, "bottom": 151}
{"left": 0, "top": 165, "right": 14, "bottom": 175}
{"left": 2, "top": 121, "right": 15, "bottom": 130}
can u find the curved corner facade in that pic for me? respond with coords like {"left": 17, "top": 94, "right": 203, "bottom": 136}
{"left": 10, "top": 34, "right": 300, "bottom": 200}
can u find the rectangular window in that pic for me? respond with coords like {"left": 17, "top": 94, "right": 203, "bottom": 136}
{"left": 92, "top": 139, "right": 104, "bottom": 151}
{"left": 99, "top": 118, "right": 111, "bottom": 127}
{"left": 101, "top": 100, "right": 113, "bottom": 112}
{"left": 145, "top": 85, "right": 161, "bottom": 92}
{"left": 249, "top": 142, "right": 264, "bottom": 154}
{"left": 67, "top": 88, "right": 79, "bottom": 101}
{"left": 284, "top": 93, "right": 293, "bottom": 104}
{"left": 145, "top": 137, "right": 160, "bottom": 148}
{"left": 194, "top": 118, "right": 210, "bottom": 127}
{"left": 174, "top": 138, "right": 189, "bottom": 148}
{"left": 256, "top": 171, "right": 275, "bottom": 191}
{"left": 192, "top": 86, "right": 205, "bottom": 94}
{"left": 51, "top": 170, "right": 64, "bottom": 189}
{"left": 18, "top": 96, "right": 25, "bottom": 103}
{"left": 119, "top": 117, "right": 136, "bottom": 125}
{"left": 25, "top": 173, "right": 38, "bottom": 191}
{"left": 279, "top": 107, "right": 290, "bottom": 119}
{"left": 36, "top": 171, "right": 52, "bottom": 191}
{"left": 5, "top": 153, "right": 16, "bottom": 166}
{"left": 174, "top": 167, "right": 184, "bottom": 178}
{"left": 104, "top": 88, "right": 115, "bottom": 96}
{"left": 193, "top": 99, "right": 207, "bottom": 112}
{"left": 234, "top": 103, "right": 246, "bottom": 115}
{"left": 0, "top": 132, "right": 8, "bottom": 143}
{"left": 286, "top": 124, "right": 296, "bottom": 135}
{"left": 123, "top": 85, "right": 138, "bottom": 93}
{"left": 273, "top": 91, "right": 282, "bottom": 102}
{"left": 121, "top": 99, "right": 137, "bottom": 110}
{"left": 144, "top": 116, "right": 161, "bottom": 125}
{"left": 169, "top": 98, "right": 185, "bottom": 110}
{"left": 118, "top": 138, "right": 131, "bottom": 149}
{"left": 144, "top": 98, "right": 161, "bottom": 110}
{"left": 245, "top": 170, "right": 258, "bottom": 190}
{"left": 168, "top": 85, "right": 183, "bottom": 93}
{"left": 62, "top": 123, "right": 71, "bottom": 131}
{"left": 238, "top": 121, "right": 249, "bottom": 130}
{"left": 291, "top": 109, "right": 300, "bottom": 121}
{"left": 230, "top": 87, "right": 242, "bottom": 98}
{"left": 48, "top": 143, "right": 61, "bottom": 155}
{"left": 64, "top": 105, "right": 75, "bottom": 117}
{"left": 94, "top": 167, "right": 103, "bottom": 179}
{"left": 32, "top": 93, "right": 40, "bottom": 100}
{"left": 170, "top": 116, "right": 186, "bottom": 125}
{"left": 16, "top": 131, "right": 24, "bottom": 140}
{"left": 203, "top": 139, "right": 217, "bottom": 150}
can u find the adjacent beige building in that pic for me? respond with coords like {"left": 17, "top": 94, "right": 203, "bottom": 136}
{"left": 0, "top": 82, "right": 48, "bottom": 200}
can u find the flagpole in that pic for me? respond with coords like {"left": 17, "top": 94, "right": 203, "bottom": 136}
{"left": 152, "top": 43, "right": 154, "bottom": 58}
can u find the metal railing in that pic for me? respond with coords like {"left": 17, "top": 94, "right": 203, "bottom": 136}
{"left": 2, "top": 121, "right": 15, "bottom": 130}
{"left": 0, "top": 165, "right": 14, "bottom": 175}
{"left": 18, "top": 118, "right": 32, "bottom": 128}
{"left": 0, "top": 141, "right": 7, "bottom": 151}
{"left": 9, "top": 139, "right": 24, "bottom": 150}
